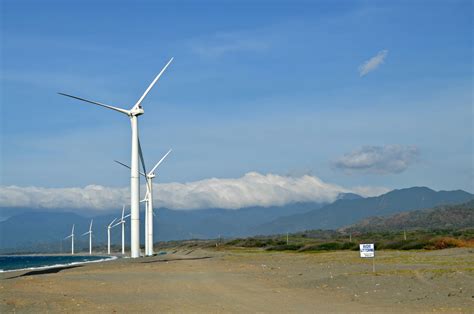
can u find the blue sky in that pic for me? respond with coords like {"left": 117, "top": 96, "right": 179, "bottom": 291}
{"left": 0, "top": 0, "right": 472, "bottom": 209}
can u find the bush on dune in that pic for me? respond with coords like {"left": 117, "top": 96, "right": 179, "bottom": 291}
{"left": 378, "top": 239, "right": 429, "bottom": 250}
{"left": 298, "top": 242, "right": 357, "bottom": 252}
{"left": 222, "top": 229, "right": 474, "bottom": 252}
{"left": 426, "top": 237, "right": 474, "bottom": 250}
{"left": 266, "top": 244, "right": 304, "bottom": 251}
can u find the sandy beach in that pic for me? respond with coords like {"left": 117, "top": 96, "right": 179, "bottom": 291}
{"left": 1, "top": 247, "right": 473, "bottom": 313}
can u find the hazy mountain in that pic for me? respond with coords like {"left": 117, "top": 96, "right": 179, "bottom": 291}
{"left": 0, "top": 201, "right": 326, "bottom": 253}
{"left": 337, "top": 193, "right": 363, "bottom": 201}
{"left": 341, "top": 200, "right": 474, "bottom": 232}
{"left": 2, "top": 187, "right": 471, "bottom": 253}
{"left": 255, "top": 187, "right": 474, "bottom": 234}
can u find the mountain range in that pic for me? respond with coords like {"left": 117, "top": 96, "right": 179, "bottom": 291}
{"left": 254, "top": 187, "right": 473, "bottom": 234}
{"left": 342, "top": 200, "right": 474, "bottom": 232}
{"left": 0, "top": 187, "right": 472, "bottom": 253}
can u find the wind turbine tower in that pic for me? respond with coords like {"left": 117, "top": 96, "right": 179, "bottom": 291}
{"left": 82, "top": 219, "right": 93, "bottom": 255}
{"left": 107, "top": 218, "right": 117, "bottom": 255}
{"left": 143, "top": 149, "right": 172, "bottom": 256}
{"left": 65, "top": 224, "right": 75, "bottom": 255}
{"left": 115, "top": 148, "right": 172, "bottom": 256}
{"left": 112, "top": 205, "right": 131, "bottom": 255}
{"left": 59, "top": 58, "right": 173, "bottom": 258}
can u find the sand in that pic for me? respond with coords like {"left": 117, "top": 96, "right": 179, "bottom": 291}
{"left": 1, "top": 247, "right": 473, "bottom": 313}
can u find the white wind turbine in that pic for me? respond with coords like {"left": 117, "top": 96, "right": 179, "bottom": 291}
{"left": 115, "top": 148, "right": 172, "bottom": 256}
{"left": 107, "top": 218, "right": 117, "bottom": 255}
{"left": 111, "top": 205, "right": 131, "bottom": 255}
{"left": 64, "top": 224, "right": 75, "bottom": 255}
{"left": 82, "top": 219, "right": 93, "bottom": 255}
{"left": 59, "top": 58, "right": 174, "bottom": 258}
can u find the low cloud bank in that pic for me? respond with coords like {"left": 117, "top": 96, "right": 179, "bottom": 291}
{"left": 0, "top": 172, "right": 388, "bottom": 211}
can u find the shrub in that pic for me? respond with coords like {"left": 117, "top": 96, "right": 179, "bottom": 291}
{"left": 266, "top": 244, "right": 304, "bottom": 251}
{"left": 427, "top": 237, "right": 464, "bottom": 250}
{"left": 341, "top": 242, "right": 358, "bottom": 250}
{"left": 299, "top": 242, "right": 346, "bottom": 251}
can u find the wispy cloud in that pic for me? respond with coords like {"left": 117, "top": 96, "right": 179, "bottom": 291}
{"left": 190, "top": 31, "right": 270, "bottom": 57}
{"left": 0, "top": 172, "right": 387, "bottom": 211}
{"left": 334, "top": 145, "right": 419, "bottom": 174}
{"left": 358, "top": 49, "right": 388, "bottom": 76}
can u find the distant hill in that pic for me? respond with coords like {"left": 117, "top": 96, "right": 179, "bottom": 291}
{"left": 254, "top": 187, "right": 474, "bottom": 234}
{"left": 0, "top": 201, "right": 326, "bottom": 253}
{"left": 1, "top": 187, "right": 472, "bottom": 253}
{"left": 341, "top": 200, "right": 474, "bottom": 232}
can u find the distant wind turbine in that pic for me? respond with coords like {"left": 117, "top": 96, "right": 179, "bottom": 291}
{"left": 115, "top": 148, "right": 172, "bottom": 256}
{"left": 111, "top": 205, "right": 131, "bottom": 255}
{"left": 59, "top": 58, "right": 174, "bottom": 258}
{"left": 64, "top": 224, "right": 75, "bottom": 255}
{"left": 107, "top": 218, "right": 117, "bottom": 255}
{"left": 82, "top": 219, "right": 93, "bottom": 255}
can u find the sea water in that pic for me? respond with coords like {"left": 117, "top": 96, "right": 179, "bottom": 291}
{"left": 0, "top": 255, "right": 116, "bottom": 272}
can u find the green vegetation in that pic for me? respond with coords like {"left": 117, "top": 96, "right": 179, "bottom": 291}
{"left": 222, "top": 228, "right": 474, "bottom": 252}
{"left": 344, "top": 200, "right": 474, "bottom": 232}
{"left": 155, "top": 200, "right": 473, "bottom": 253}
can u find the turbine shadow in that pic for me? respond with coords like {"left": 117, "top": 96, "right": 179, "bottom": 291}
{"left": 5, "top": 265, "right": 83, "bottom": 279}
{"left": 141, "top": 256, "right": 212, "bottom": 264}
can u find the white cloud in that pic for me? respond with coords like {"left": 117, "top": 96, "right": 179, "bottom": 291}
{"left": 358, "top": 49, "right": 388, "bottom": 76}
{"left": 0, "top": 172, "right": 387, "bottom": 211}
{"left": 334, "top": 145, "right": 419, "bottom": 174}
{"left": 190, "top": 31, "right": 269, "bottom": 57}
{"left": 0, "top": 185, "right": 129, "bottom": 210}
{"left": 351, "top": 185, "right": 391, "bottom": 197}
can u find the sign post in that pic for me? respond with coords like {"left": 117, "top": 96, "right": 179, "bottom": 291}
{"left": 359, "top": 243, "right": 375, "bottom": 273}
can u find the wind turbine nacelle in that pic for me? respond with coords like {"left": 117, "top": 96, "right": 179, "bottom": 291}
{"left": 148, "top": 173, "right": 156, "bottom": 179}
{"left": 130, "top": 105, "right": 144, "bottom": 116}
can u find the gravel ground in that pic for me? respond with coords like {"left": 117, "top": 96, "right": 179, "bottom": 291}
{"left": 1, "top": 247, "right": 473, "bottom": 313}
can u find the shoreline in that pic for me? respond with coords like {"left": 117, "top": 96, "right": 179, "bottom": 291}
{"left": 0, "top": 255, "right": 117, "bottom": 273}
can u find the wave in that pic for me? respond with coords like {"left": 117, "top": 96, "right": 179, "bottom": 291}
{"left": 0, "top": 255, "right": 117, "bottom": 273}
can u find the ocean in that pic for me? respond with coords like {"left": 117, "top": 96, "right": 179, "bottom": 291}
{"left": 0, "top": 255, "right": 116, "bottom": 272}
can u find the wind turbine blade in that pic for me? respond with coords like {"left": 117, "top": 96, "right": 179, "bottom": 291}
{"left": 132, "top": 57, "right": 173, "bottom": 110}
{"left": 82, "top": 231, "right": 90, "bottom": 236}
{"left": 150, "top": 149, "right": 172, "bottom": 175}
{"left": 138, "top": 140, "right": 153, "bottom": 207}
{"left": 114, "top": 159, "right": 131, "bottom": 170}
{"left": 121, "top": 205, "right": 125, "bottom": 220}
{"left": 64, "top": 235, "right": 72, "bottom": 239}
{"left": 58, "top": 93, "right": 130, "bottom": 115}
{"left": 72, "top": 224, "right": 75, "bottom": 234}
{"left": 137, "top": 137, "right": 147, "bottom": 176}
{"left": 111, "top": 222, "right": 122, "bottom": 228}
{"left": 89, "top": 219, "right": 93, "bottom": 232}
{"left": 114, "top": 160, "right": 146, "bottom": 177}
{"left": 108, "top": 218, "right": 117, "bottom": 228}
{"left": 123, "top": 214, "right": 131, "bottom": 219}
{"left": 141, "top": 188, "right": 150, "bottom": 202}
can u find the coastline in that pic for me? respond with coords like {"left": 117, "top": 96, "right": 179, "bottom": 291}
{"left": 0, "top": 255, "right": 117, "bottom": 273}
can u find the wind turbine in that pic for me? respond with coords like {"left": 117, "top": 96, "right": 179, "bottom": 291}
{"left": 115, "top": 148, "right": 172, "bottom": 256}
{"left": 107, "top": 218, "right": 117, "bottom": 255}
{"left": 64, "top": 224, "right": 75, "bottom": 255}
{"left": 59, "top": 58, "right": 174, "bottom": 258}
{"left": 82, "top": 219, "right": 93, "bottom": 255}
{"left": 111, "top": 205, "right": 131, "bottom": 255}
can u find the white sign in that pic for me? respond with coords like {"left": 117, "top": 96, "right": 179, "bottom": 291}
{"left": 359, "top": 243, "right": 375, "bottom": 258}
